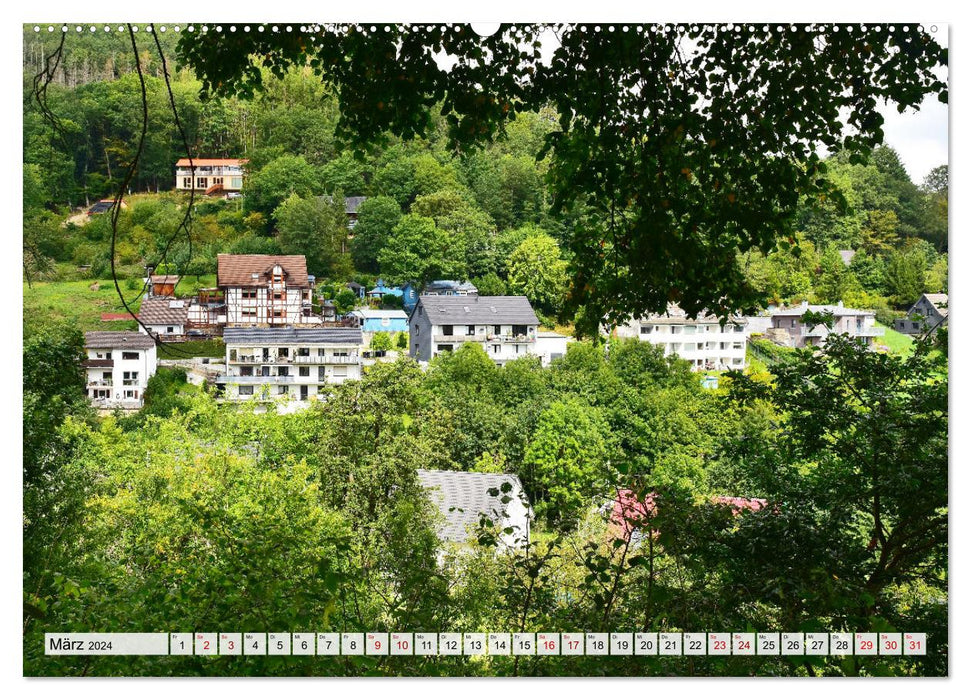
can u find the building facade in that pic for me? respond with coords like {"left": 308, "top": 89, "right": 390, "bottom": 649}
{"left": 175, "top": 158, "right": 245, "bottom": 195}
{"left": 217, "top": 254, "right": 318, "bottom": 326}
{"left": 219, "top": 327, "right": 364, "bottom": 401}
{"left": 614, "top": 306, "right": 748, "bottom": 371}
{"left": 83, "top": 331, "right": 158, "bottom": 409}
{"left": 409, "top": 295, "right": 543, "bottom": 366}
{"left": 770, "top": 301, "right": 884, "bottom": 348}
{"left": 894, "top": 293, "right": 948, "bottom": 335}
{"left": 350, "top": 309, "right": 409, "bottom": 334}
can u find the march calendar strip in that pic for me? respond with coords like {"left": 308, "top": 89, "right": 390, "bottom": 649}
{"left": 45, "top": 632, "right": 928, "bottom": 656}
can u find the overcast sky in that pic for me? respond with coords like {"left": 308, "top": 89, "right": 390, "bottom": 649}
{"left": 878, "top": 25, "right": 949, "bottom": 184}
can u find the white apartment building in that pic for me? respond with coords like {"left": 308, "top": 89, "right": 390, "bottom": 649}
{"left": 409, "top": 295, "right": 550, "bottom": 366}
{"left": 614, "top": 305, "right": 748, "bottom": 371}
{"left": 219, "top": 327, "right": 364, "bottom": 401}
{"left": 218, "top": 254, "right": 318, "bottom": 326}
{"left": 770, "top": 301, "right": 884, "bottom": 348}
{"left": 83, "top": 331, "right": 158, "bottom": 409}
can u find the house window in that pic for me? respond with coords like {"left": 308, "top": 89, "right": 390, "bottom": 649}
{"left": 640, "top": 326, "right": 652, "bottom": 335}
{"left": 437, "top": 344, "right": 454, "bottom": 353}
{"left": 278, "top": 385, "right": 288, "bottom": 394}
{"left": 791, "top": 319, "right": 797, "bottom": 328}
{"left": 166, "top": 326, "right": 174, "bottom": 334}
{"left": 279, "top": 347, "right": 289, "bottom": 357}
{"left": 182, "top": 177, "right": 192, "bottom": 188}
{"left": 671, "top": 326, "right": 682, "bottom": 335}
{"left": 494, "top": 325, "right": 502, "bottom": 335}
{"left": 512, "top": 325, "right": 527, "bottom": 337}
{"left": 123, "top": 371, "right": 139, "bottom": 386}
{"left": 124, "top": 389, "right": 138, "bottom": 399}
{"left": 242, "top": 310, "right": 257, "bottom": 318}
{"left": 333, "top": 367, "right": 348, "bottom": 377}
{"left": 213, "top": 177, "right": 223, "bottom": 185}
{"left": 101, "top": 371, "right": 112, "bottom": 382}
{"left": 273, "top": 292, "right": 283, "bottom": 300}
{"left": 122, "top": 351, "right": 139, "bottom": 360}
{"left": 493, "top": 345, "right": 500, "bottom": 354}
{"left": 272, "top": 309, "right": 285, "bottom": 318}
{"left": 240, "top": 366, "right": 254, "bottom": 376}
{"left": 196, "top": 177, "right": 207, "bottom": 188}
{"left": 684, "top": 325, "right": 697, "bottom": 334}
{"left": 238, "top": 386, "right": 254, "bottom": 396}
{"left": 299, "top": 366, "right": 310, "bottom": 377}
{"left": 242, "top": 289, "right": 258, "bottom": 299}
{"left": 278, "top": 367, "right": 289, "bottom": 377}
{"left": 467, "top": 325, "right": 475, "bottom": 336}
{"left": 442, "top": 325, "right": 454, "bottom": 336}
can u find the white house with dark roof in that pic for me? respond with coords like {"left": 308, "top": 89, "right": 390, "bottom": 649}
{"left": 218, "top": 326, "right": 364, "bottom": 401}
{"left": 408, "top": 295, "right": 544, "bottom": 366}
{"left": 416, "top": 470, "right": 531, "bottom": 549}
{"left": 614, "top": 304, "right": 748, "bottom": 371}
{"left": 217, "top": 254, "right": 318, "bottom": 326}
{"left": 137, "top": 298, "right": 188, "bottom": 339}
{"left": 770, "top": 301, "right": 884, "bottom": 348}
{"left": 83, "top": 331, "right": 158, "bottom": 409}
{"left": 894, "top": 293, "right": 948, "bottom": 335}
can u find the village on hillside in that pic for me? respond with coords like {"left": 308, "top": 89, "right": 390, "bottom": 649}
{"left": 23, "top": 23, "right": 949, "bottom": 678}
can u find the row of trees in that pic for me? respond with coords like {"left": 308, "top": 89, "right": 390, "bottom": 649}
{"left": 24, "top": 314, "right": 948, "bottom": 676}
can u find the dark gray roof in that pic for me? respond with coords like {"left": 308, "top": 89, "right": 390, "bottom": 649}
{"left": 424, "top": 279, "right": 479, "bottom": 294}
{"left": 344, "top": 196, "right": 367, "bottom": 214}
{"left": 319, "top": 195, "right": 367, "bottom": 214}
{"left": 415, "top": 295, "right": 539, "bottom": 325}
{"left": 138, "top": 298, "right": 189, "bottom": 325}
{"left": 223, "top": 327, "right": 363, "bottom": 345}
{"left": 417, "top": 470, "right": 529, "bottom": 543}
{"left": 85, "top": 331, "right": 156, "bottom": 350}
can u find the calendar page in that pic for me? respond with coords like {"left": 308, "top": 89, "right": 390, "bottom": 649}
{"left": 20, "top": 14, "right": 949, "bottom": 681}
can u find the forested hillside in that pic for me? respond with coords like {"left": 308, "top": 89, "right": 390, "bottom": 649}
{"left": 24, "top": 26, "right": 947, "bottom": 329}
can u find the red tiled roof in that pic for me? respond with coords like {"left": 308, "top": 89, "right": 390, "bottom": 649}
{"left": 175, "top": 158, "right": 247, "bottom": 167}
{"left": 608, "top": 489, "right": 769, "bottom": 539}
{"left": 217, "top": 254, "right": 310, "bottom": 287}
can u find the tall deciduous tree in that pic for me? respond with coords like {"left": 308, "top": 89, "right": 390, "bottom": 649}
{"left": 274, "top": 192, "right": 352, "bottom": 278}
{"left": 507, "top": 233, "right": 567, "bottom": 316}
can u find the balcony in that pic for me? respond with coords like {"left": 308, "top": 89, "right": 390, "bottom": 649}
{"left": 89, "top": 398, "right": 142, "bottom": 410}
{"left": 217, "top": 375, "right": 296, "bottom": 384}
{"left": 83, "top": 359, "right": 114, "bottom": 369}
{"left": 433, "top": 334, "right": 488, "bottom": 343}
{"left": 486, "top": 334, "right": 536, "bottom": 343}
{"left": 86, "top": 380, "right": 113, "bottom": 387}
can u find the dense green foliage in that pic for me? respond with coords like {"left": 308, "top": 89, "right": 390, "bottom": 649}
{"left": 23, "top": 325, "right": 947, "bottom": 676}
